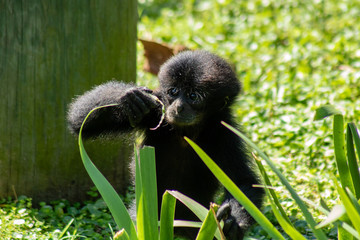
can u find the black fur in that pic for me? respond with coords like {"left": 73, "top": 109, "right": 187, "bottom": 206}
{"left": 68, "top": 50, "right": 264, "bottom": 239}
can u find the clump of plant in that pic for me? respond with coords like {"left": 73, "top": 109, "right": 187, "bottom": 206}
{"left": 77, "top": 103, "right": 360, "bottom": 239}
{"left": 186, "top": 105, "right": 360, "bottom": 239}
{"left": 78, "top": 105, "right": 225, "bottom": 239}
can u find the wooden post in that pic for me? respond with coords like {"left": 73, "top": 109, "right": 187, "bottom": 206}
{"left": 0, "top": 0, "right": 137, "bottom": 202}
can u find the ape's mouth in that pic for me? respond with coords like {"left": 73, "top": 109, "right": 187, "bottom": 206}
{"left": 165, "top": 114, "right": 200, "bottom": 126}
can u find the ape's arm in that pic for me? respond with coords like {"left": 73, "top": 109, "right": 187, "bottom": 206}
{"left": 67, "top": 81, "right": 161, "bottom": 138}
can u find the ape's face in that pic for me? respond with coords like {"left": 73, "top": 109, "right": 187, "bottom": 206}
{"left": 163, "top": 86, "right": 205, "bottom": 126}
{"left": 158, "top": 50, "right": 240, "bottom": 127}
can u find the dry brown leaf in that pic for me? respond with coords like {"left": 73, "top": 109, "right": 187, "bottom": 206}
{"left": 139, "top": 39, "right": 189, "bottom": 75}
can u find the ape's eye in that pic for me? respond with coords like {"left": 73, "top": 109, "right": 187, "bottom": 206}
{"left": 168, "top": 87, "right": 179, "bottom": 97}
{"left": 188, "top": 92, "right": 200, "bottom": 101}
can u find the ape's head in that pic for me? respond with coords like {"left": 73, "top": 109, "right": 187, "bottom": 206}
{"left": 158, "top": 50, "right": 241, "bottom": 127}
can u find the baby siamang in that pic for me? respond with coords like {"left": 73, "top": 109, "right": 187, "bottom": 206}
{"left": 68, "top": 50, "right": 264, "bottom": 239}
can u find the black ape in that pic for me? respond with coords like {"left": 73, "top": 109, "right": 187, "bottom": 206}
{"left": 68, "top": 50, "right": 264, "bottom": 239}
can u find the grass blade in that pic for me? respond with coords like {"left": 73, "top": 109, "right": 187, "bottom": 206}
{"left": 346, "top": 188, "right": 360, "bottom": 214}
{"left": 348, "top": 123, "right": 360, "bottom": 198}
{"left": 160, "top": 191, "right": 176, "bottom": 240}
{"left": 140, "top": 147, "right": 158, "bottom": 239}
{"left": 316, "top": 205, "right": 346, "bottom": 228}
{"left": 135, "top": 147, "right": 142, "bottom": 215}
{"left": 222, "top": 122, "right": 328, "bottom": 240}
{"left": 167, "top": 190, "right": 222, "bottom": 240}
{"left": 134, "top": 148, "right": 145, "bottom": 240}
{"left": 335, "top": 180, "right": 360, "bottom": 234}
{"left": 58, "top": 218, "right": 74, "bottom": 238}
{"left": 314, "top": 105, "right": 342, "bottom": 120}
{"left": 267, "top": 193, "right": 307, "bottom": 240}
{"left": 113, "top": 229, "right": 130, "bottom": 240}
{"left": 184, "top": 137, "right": 285, "bottom": 240}
{"left": 196, "top": 203, "right": 220, "bottom": 240}
{"left": 135, "top": 147, "right": 158, "bottom": 240}
{"left": 255, "top": 156, "right": 305, "bottom": 239}
{"left": 349, "top": 123, "right": 360, "bottom": 164}
{"left": 173, "top": 220, "right": 202, "bottom": 228}
{"left": 314, "top": 106, "right": 356, "bottom": 194}
{"left": 254, "top": 155, "right": 292, "bottom": 226}
{"left": 304, "top": 198, "right": 360, "bottom": 239}
{"left": 333, "top": 115, "right": 355, "bottom": 193}
{"left": 168, "top": 190, "right": 208, "bottom": 220}
{"left": 79, "top": 104, "right": 137, "bottom": 240}
{"left": 136, "top": 193, "right": 145, "bottom": 240}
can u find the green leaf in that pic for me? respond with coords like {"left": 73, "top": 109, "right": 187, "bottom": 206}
{"left": 59, "top": 218, "right": 74, "bottom": 238}
{"left": 349, "top": 123, "right": 360, "bottom": 165}
{"left": 184, "top": 137, "right": 285, "bottom": 240}
{"left": 333, "top": 115, "right": 355, "bottom": 193}
{"left": 173, "top": 220, "right": 202, "bottom": 228}
{"left": 167, "top": 190, "right": 222, "bottom": 240}
{"left": 314, "top": 105, "right": 342, "bottom": 120}
{"left": 316, "top": 205, "right": 346, "bottom": 229}
{"left": 255, "top": 158, "right": 305, "bottom": 239}
{"left": 139, "top": 147, "right": 159, "bottom": 240}
{"left": 222, "top": 122, "right": 328, "bottom": 240}
{"left": 78, "top": 104, "right": 137, "bottom": 240}
{"left": 196, "top": 204, "right": 220, "bottom": 240}
{"left": 134, "top": 147, "right": 144, "bottom": 240}
{"left": 255, "top": 157, "right": 292, "bottom": 226}
{"left": 304, "top": 198, "right": 360, "bottom": 239}
{"left": 135, "top": 146, "right": 142, "bottom": 215}
{"left": 267, "top": 192, "right": 306, "bottom": 240}
{"left": 136, "top": 193, "right": 145, "bottom": 240}
{"left": 167, "top": 190, "right": 208, "bottom": 221}
{"left": 114, "top": 229, "right": 130, "bottom": 240}
{"left": 346, "top": 188, "right": 360, "bottom": 215}
{"left": 346, "top": 124, "right": 360, "bottom": 198}
{"left": 335, "top": 180, "right": 360, "bottom": 235}
{"left": 159, "top": 191, "right": 176, "bottom": 240}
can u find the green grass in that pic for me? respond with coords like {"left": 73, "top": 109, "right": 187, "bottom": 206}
{"left": 0, "top": 191, "right": 122, "bottom": 239}
{"left": 2, "top": 0, "right": 360, "bottom": 238}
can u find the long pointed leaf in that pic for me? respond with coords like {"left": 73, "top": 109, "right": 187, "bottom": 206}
{"left": 114, "top": 229, "right": 130, "bottom": 240}
{"left": 333, "top": 115, "right": 355, "bottom": 193}
{"left": 167, "top": 190, "right": 222, "bottom": 240}
{"left": 316, "top": 205, "right": 346, "bottom": 229}
{"left": 59, "top": 218, "right": 75, "bottom": 238}
{"left": 168, "top": 190, "right": 208, "bottom": 220}
{"left": 335, "top": 180, "right": 360, "bottom": 234}
{"left": 79, "top": 104, "right": 137, "bottom": 240}
{"left": 266, "top": 190, "right": 306, "bottom": 240}
{"left": 314, "top": 105, "right": 342, "bottom": 120}
{"left": 135, "top": 147, "right": 142, "bottom": 214}
{"left": 173, "top": 220, "right": 203, "bottom": 228}
{"left": 304, "top": 198, "right": 360, "bottom": 239}
{"left": 256, "top": 157, "right": 304, "bottom": 239}
{"left": 160, "top": 191, "right": 176, "bottom": 240}
{"left": 135, "top": 148, "right": 144, "bottom": 239}
{"left": 140, "top": 147, "right": 159, "bottom": 239}
{"left": 254, "top": 155, "right": 292, "bottom": 226}
{"left": 349, "top": 123, "right": 360, "bottom": 164}
{"left": 222, "top": 122, "right": 328, "bottom": 240}
{"left": 184, "top": 137, "right": 285, "bottom": 240}
{"left": 348, "top": 123, "right": 360, "bottom": 198}
{"left": 346, "top": 188, "right": 360, "bottom": 214}
{"left": 196, "top": 204, "right": 220, "bottom": 240}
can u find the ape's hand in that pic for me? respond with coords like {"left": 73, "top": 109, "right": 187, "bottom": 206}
{"left": 217, "top": 199, "right": 251, "bottom": 240}
{"left": 120, "top": 87, "right": 159, "bottom": 127}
